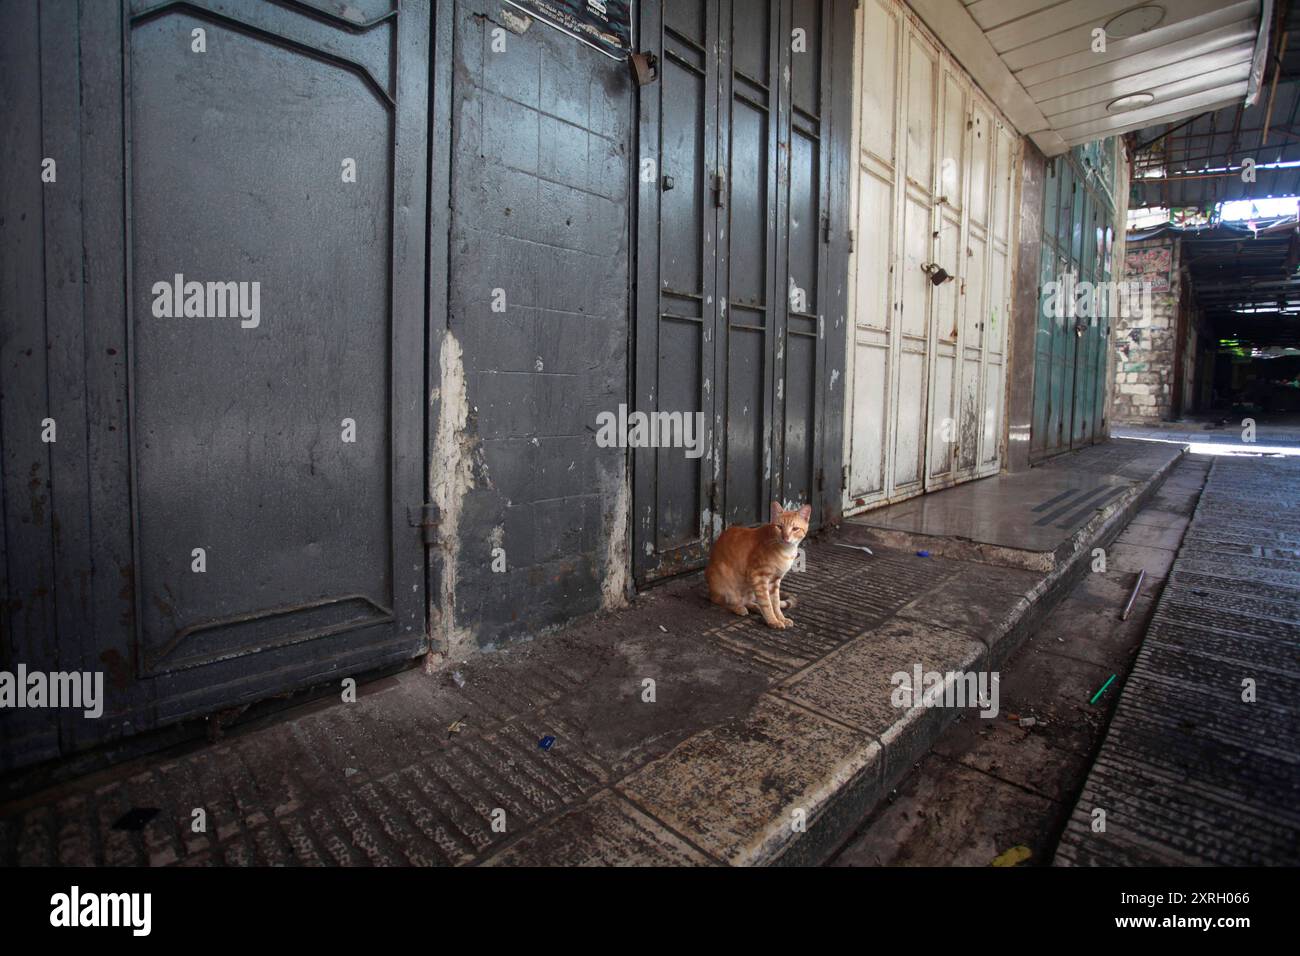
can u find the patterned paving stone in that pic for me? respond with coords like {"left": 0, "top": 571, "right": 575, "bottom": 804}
{"left": 1057, "top": 456, "right": 1300, "bottom": 866}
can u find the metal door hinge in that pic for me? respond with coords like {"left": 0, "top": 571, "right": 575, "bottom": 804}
{"left": 408, "top": 503, "right": 441, "bottom": 546}
{"left": 822, "top": 213, "right": 831, "bottom": 244}
{"left": 841, "top": 465, "right": 849, "bottom": 492}
{"left": 848, "top": 229, "right": 855, "bottom": 254}
{"left": 713, "top": 171, "right": 727, "bottom": 208}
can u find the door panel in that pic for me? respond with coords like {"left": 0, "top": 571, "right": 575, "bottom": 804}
{"left": 981, "top": 124, "right": 1013, "bottom": 471}
{"left": 0, "top": 0, "right": 61, "bottom": 768}
{"left": 720, "top": 0, "right": 777, "bottom": 527}
{"left": 893, "top": 32, "right": 936, "bottom": 497}
{"left": 635, "top": 0, "right": 841, "bottom": 583}
{"left": 124, "top": 0, "right": 429, "bottom": 698}
{"left": 903, "top": 35, "right": 935, "bottom": 193}
{"left": 780, "top": 0, "right": 830, "bottom": 510}
{"left": 968, "top": 107, "right": 991, "bottom": 230}
{"left": 926, "top": 66, "right": 963, "bottom": 487}
{"left": 634, "top": 0, "right": 719, "bottom": 580}
{"left": 928, "top": 210, "right": 960, "bottom": 483}
{"left": 957, "top": 231, "right": 986, "bottom": 476}
{"left": 1, "top": 0, "right": 431, "bottom": 766}
{"left": 844, "top": 0, "right": 1012, "bottom": 514}
{"left": 132, "top": 14, "right": 396, "bottom": 668}
{"left": 844, "top": 0, "right": 898, "bottom": 504}
{"left": 896, "top": 192, "right": 932, "bottom": 491}
{"left": 1030, "top": 143, "right": 1118, "bottom": 463}
{"left": 782, "top": 127, "right": 819, "bottom": 504}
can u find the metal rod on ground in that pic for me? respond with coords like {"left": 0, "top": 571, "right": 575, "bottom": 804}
{"left": 833, "top": 543, "right": 873, "bottom": 555}
{"left": 1121, "top": 569, "right": 1146, "bottom": 621}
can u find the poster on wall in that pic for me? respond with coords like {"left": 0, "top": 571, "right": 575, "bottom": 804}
{"left": 1125, "top": 245, "right": 1172, "bottom": 293}
{"left": 505, "top": 0, "right": 633, "bottom": 60}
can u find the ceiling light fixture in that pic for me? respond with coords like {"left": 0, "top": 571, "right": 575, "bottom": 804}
{"left": 1103, "top": 5, "right": 1166, "bottom": 39}
{"left": 1107, "top": 92, "right": 1156, "bottom": 112}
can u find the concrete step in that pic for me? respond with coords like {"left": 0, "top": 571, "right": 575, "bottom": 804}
{"left": 0, "top": 439, "right": 1184, "bottom": 867}
{"left": 845, "top": 440, "right": 1188, "bottom": 573}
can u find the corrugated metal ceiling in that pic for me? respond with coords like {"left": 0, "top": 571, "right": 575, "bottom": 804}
{"left": 906, "top": 0, "right": 1269, "bottom": 156}
{"left": 1129, "top": 2, "right": 1300, "bottom": 208}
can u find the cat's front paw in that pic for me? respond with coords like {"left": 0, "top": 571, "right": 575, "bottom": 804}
{"left": 765, "top": 617, "right": 789, "bottom": 630}
{"left": 781, "top": 615, "right": 795, "bottom": 627}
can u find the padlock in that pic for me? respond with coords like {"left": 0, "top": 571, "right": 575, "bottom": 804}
{"left": 922, "top": 262, "right": 953, "bottom": 286}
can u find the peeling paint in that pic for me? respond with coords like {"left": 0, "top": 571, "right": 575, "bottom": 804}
{"left": 601, "top": 462, "right": 631, "bottom": 611}
{"left": 429, "top": 332, "right": 477, "bottom": 661}
{"left": 500, "top": 8, "right": 532, "bottom": 34}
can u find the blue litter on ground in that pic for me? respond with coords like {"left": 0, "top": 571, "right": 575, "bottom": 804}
{"left": 538, "top": 735, "right": 556, "bottom": 751}
{"left": 916, "top": 550, "right": 930, "bottom": 557}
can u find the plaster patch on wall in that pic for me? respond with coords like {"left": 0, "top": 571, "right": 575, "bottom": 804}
{"left": 600, "top": 459, "right": 631, "bottom": 610}
{"left": 430, "top": 331, "right": 478, "bottom": 660}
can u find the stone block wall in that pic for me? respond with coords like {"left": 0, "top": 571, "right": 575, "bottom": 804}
{"left": 1113, "top": 237, "right": 1181, "bottom": 423}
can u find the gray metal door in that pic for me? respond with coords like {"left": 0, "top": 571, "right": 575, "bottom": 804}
{"left": 635, "top": 0, "right": 843, "bottom": 584}
{"left": 1, "top": 0, "right": 431, "bottom": 767}
{"left": 633, "top": 0, "right": 722, "bottom": 582}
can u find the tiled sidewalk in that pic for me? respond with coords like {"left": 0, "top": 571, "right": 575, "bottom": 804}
{"left": 0, "top": 441, "right": 1182, "bottom": 866}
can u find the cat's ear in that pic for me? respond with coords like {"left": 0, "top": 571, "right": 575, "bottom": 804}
{"left": 798, "top": 504, "right": 812, "bottom": 522}
{"left": 770, "top": 500, "right": 783, "bottom": 523}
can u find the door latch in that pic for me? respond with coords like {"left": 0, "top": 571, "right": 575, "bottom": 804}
{"left": 408, "top": 503, "right": 441, "bottom": 546}
{"left": 629, "top": 51, "right": 658, "bottom": 86}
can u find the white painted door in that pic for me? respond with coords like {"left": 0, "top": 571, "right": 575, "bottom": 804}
{"left": 956, "top": 101, "right": 991, "bottom": 480}
{"left": 980, "top": 122, "right": 1016, "bottom": 474}
{"left": 844, "top": 0, "right": 900, "bottom": 507}
{"left": 925, "top": 64, "right": 966, "bottom": 489}
{"left": 892, "top": 26, "right": 939, "bottom": 500}
{"left": 843, "top": 0, "right": 1016, "bottom": 516}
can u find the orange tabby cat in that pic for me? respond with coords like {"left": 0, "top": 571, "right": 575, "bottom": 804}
{"left": 705, "top": 501, "right": 811, "bottom": 629}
